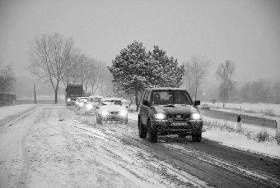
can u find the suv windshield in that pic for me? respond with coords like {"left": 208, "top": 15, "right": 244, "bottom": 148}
{"left": 103, "top": 100, "right": 122, "bottom": 105}
{"left": 151, "top": 90, "right": 192, "bottom": 105}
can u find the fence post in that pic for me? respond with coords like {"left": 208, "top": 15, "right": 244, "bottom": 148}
{"left": 276, "top": 120, "right": 280, "bottom": 144}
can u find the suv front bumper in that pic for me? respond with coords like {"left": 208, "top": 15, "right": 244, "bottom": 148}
{"left": 152, "top": 119, "right": 203, "bottom": 135}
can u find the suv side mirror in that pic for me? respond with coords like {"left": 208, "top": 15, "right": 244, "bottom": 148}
{"left": 194, "top": 100, "right": 200, "bottom": 106}
{"left": 143, "top": 100, "right": 150, "bottom": 106}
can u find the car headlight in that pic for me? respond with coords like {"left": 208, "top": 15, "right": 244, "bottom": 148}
{"left": 191, "top": 113, "right": 201, "bottom": 120}
{"left": 67, "top": 98, "right": 71, "bottom": 102}
{"left": 101, "top": 110, "right": 109, "bottom": 116}
{"left": 86, "top": 104, "right": 93, "bottom": 110}
{"left": 119, "top": 109, "right": 127, "bottom": 116}
{"left": 155, "top": 113, "right": 166, "bottom": 120}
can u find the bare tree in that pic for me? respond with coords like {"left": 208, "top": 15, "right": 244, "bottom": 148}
{"left": 30, "top": 33, "right": 73, "bottom": 103}
{"left": 216, "top": 60, "right": 235, "bottom": 103}
{"left": 88, "top": 62, "right": 103, "bottom": 95}
{"left": 62, "top": 50, "right": 80, "bottom": 86}
{"left": 0, "top": 62, "right": 16, "bottom": 93}
{"left": 184, "top": 56, "right": 209, "bottom": 100}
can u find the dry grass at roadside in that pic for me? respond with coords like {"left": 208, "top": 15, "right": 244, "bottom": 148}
{"left": 204, "top": 119, "right": 279, "bottom": 144}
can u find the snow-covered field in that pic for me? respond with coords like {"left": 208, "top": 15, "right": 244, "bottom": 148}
{"left": 0, "top": 104, "right": 35, "bottom": 121}
{"left": 203, "top": 102, "right": 280, "bottom": 117}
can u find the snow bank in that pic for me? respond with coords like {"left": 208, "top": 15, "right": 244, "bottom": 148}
{"left": 128, "top": 112, "right": 138, "bottom": 121}
{"left": 204, "top": 129, "right": 280, "bottom": 159}
{"left": 0, "top": 104, "right": 35, "bottom": 121}
{"left": 203, "top": 116, "right": 280, "bottom": 158}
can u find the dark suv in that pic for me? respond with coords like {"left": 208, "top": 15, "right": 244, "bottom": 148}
{"left": 138, "top": 88, "right": 203, "bottom": 142}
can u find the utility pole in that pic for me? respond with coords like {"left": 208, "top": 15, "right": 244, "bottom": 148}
{"left": 33, "top": 83, "right": 37, "bottom": 104}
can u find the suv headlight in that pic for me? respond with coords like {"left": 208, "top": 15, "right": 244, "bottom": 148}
{"left": 119, "top": 110, "right": 127, "bottom": 116}
{"left": 101, "top": 110, "right": 109, "bottom": 116}
{"left": 191, "top": 113, "right": 201, "bottom": 120}
{"left": 155, "top": 113, "right": 166, "bottom": 120}
{"left": 86, "top": 103, "right": 93, "bottom": 110}
{"left": 67, "top": 98, "right": 71, "bottom": 102}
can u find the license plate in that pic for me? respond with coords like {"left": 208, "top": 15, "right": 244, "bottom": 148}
{"left": 171, "top": 123, "right": 188, "bottom": 126}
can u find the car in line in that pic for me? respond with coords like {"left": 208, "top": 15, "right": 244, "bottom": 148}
{"left": 75, "top": 97, "right": 89, "bottom": 110}
{"left": 138, "top": 88, "right": 203, "bottom": 143}
{"left": 96, "top": 97, "right": 128, "bottom": 124}
{"left": 84, "top": 96, "right": 104, "bottom": 115}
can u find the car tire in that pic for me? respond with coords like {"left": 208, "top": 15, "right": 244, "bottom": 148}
{"left": 124, "top": 118, "right": 128, "bottom": 124}
{"left": 96, "top": 115, "right": 102, "bottom": 125}
{"left": 138, "top": 117, "right": 147, "bottom": 138}
{"left": 178, "top": 133, "right": 187, "bottom": 138}
{"left": 192, "top": 133, "right": 202, "bottom": 142}
{"left": 147, "top": 120, "right": 157, "bottom": 143}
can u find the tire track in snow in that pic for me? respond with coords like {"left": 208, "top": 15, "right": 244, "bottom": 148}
{"left": 75, "top": 115, "right": 208, "bottom": 187}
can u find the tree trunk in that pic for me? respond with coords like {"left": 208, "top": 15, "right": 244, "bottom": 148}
{"left": 33, "top": 83, "right": 37, "bottom": 104}
{"left": 135, "top": 79, "right": 139, "bottom": 111}
{"left": 54, "top": 81, "right": 59, "bottom": 104}
{"left": 54, "top": 88, "right": 58, "bottom": 104}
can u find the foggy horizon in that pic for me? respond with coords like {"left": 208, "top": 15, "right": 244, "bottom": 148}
{"left": 1, "top": 0, "right": 280, "bottom": 98}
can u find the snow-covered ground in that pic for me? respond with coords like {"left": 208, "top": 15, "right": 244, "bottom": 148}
{"left": 204, "top": 128, "right": 280, "bottom": 159}
{"left": 203, "top": 116, "right": 280, "bottom": 158}
{"left": 1, "top": 105, "right": 279, "bottom": 187}
{"left": 0, "top": 104, "right": 35, "bottom": 121}
{"left": 128, "top": 112, "right": 280, "bottom": 158}
{"left": 203, "top": 102, "right": 280, "bottom": 117}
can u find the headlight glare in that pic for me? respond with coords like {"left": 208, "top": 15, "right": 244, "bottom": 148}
{"left": 155, "top": 113, "right": 166, "bottom": 120}
{"left": 86, "top": 104, "right": 93, "bottom": 110}
{"left": 191, "top": 113, "right": 201, "bottom": 120}
{"left": 101, "top": 110, "right": 109, "bottom": 116}
{"left": 67, "top": 98, "right": 71, "bottom": 102}
{"left": 119, "top": 110, "right": 127, "bottom": 116}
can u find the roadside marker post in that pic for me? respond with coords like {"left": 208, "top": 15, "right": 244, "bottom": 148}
{"left": 275, "top": 120, "right": 280, "bottom": 145}
{"left": 276, "top": 120, "right": 280, "bottom": 138}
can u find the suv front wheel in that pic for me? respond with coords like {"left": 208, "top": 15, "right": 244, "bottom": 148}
{"left": 192, "top": 133, "right": 202, "bottom": 142}
{"left": 147, "top": 120, "right": 158, "bottom": 143}
{"left": 138, "top": 117, "right": 147, "bottom": 138}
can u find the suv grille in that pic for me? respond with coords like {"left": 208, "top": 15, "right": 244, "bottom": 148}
{"left": 167, "top": 114, "right": 191, "bottom": 122}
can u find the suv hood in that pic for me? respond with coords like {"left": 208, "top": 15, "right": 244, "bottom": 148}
{"left": 100, "top": 105, "right": 126, "bottom": 112}
{"left": 152, "top": 104, "right": 198, "bottom": 115}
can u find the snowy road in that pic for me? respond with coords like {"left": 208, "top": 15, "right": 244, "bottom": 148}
{"left": 0, "top": 105, "right": 280, "bottom": 188}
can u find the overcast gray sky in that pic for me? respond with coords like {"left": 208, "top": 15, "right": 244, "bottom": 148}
{"left": 0, "top": 0, "right": 280, "bottom": 86}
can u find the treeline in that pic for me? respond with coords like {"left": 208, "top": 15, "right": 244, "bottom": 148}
{"left": 238, "top": 80, "right": 280, "bottom": 104}
{"left": 29, "top": 35, "right": 279, "bottom": 105}
{"left": 0, "top": 63, "right": 15, "bottom": 94}
{"left": 109, "top": 41, "right": 280, "bottom": 105}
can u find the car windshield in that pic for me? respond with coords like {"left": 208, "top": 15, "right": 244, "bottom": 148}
{"left": 103, "top": 100, "right": 122, "bottom": 105}
{"left": 151, "top": 90, "right": 192, "bottom": 105}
